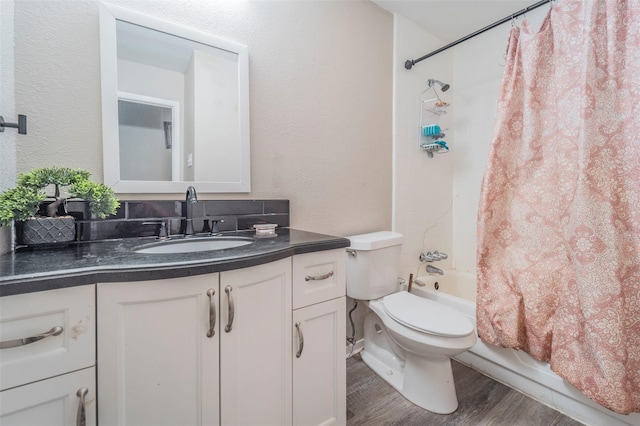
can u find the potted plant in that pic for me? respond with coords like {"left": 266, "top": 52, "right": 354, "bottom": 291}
{"left": 0, "top": 167, "right": 119, "bottom": 246}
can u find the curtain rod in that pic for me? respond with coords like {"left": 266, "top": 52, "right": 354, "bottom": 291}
{"left": 404, "top": 0, "right": 551, "bottom": 70}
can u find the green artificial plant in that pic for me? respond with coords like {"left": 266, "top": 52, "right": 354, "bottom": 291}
{"left": 0, "top": 167, "right": 119, "bottom": 226}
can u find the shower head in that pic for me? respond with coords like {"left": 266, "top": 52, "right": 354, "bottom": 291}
{"left": 428, "top": 79, "right": 451, "bottom": 92}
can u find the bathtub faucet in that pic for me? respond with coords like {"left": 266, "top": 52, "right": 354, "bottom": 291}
{"left": 419, "top": 251, "right": 448, "bottom": 262}
{"left": 425, "top": 265, "right": 444, "bottom": 275}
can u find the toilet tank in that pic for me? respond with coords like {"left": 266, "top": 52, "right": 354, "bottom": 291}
{"left": 346, "top": 231, "right": 403, "bottom": 300}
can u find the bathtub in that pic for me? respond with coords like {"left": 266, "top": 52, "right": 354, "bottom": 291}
{"left": 412, "top": 271, "right": 639, "bottom": 426}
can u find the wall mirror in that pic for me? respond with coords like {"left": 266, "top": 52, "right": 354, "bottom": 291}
{"left": 99, "top": 3, "right": 250, "bottom": 193}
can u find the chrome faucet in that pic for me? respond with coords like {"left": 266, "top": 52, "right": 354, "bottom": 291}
{"left": 426, "top": 265, "right": 444, "bottom": 275}
{"left": 184, "top": 186, "right": 198, "bottom": 237}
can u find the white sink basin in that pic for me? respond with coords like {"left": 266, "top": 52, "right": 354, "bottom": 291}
{"left": 134, "top": 237, "right": 254, "bottom": 254}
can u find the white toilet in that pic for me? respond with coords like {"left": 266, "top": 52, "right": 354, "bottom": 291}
{"left": 346, "top": 231, "right": 477, "bottom": 414}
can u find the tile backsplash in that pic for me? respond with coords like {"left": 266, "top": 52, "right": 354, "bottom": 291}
{"left": 61, "top": 199, "right": 289, "bottom": 242}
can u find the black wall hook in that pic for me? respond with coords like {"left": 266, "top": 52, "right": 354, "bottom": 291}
{"left": 0, "top": 115, "right": 27, "bottom": 134}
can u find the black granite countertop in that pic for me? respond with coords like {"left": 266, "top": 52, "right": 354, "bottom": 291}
{"left": 0, "top": 229, "right": 350, "bottom": 297}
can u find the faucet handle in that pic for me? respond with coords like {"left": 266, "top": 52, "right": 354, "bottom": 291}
{"left": 433, "top": 250, "right": 448, "bottom": 260}
{"left": 419, "top": 251, "right": 437, "bottom": 262}
{"left": 209, "top": 219, "right": 225, "bottom": 235}
{"left": 142, "top": 220, "right": 170, "bottom": 239}
{"left": 420, "top": 251, "right": 448, "bottom": 262}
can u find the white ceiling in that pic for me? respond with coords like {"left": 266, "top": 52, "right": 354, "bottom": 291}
{"left": 372, "top": 0, "right": 539, "bottom": 42}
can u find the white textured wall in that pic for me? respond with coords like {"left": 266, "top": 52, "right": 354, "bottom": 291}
{"left": 0, "top": 0, "right": 16, "bottom": 254}
{"left": 14, "top": 1, "right": 103, "bottom": 178}
{"left": 0, "top": 1, "right": 16, "bottom": 192}
{"left": 13, "top": 0, "right": 393, "bottom": 237}
{"left": 392, "top": 14, "right": 453, "bottom": 282}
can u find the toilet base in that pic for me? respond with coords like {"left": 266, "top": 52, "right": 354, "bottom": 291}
{"left": 361, "top": 349, "right": 459, "bottom": 414}
{"left": 403, "top": 354, "right": 459, "bottom": 414}
{"left": 361, "top": 349, "right": 404, "bottom": 395}
{"left": 361, "top": 308, "right": 462, "bottom": 414}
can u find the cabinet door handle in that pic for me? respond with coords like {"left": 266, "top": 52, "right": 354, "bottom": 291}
{"left": 295, "top": 321, "right": 304, "bottom": 358}
{"left": 207, "top": 288, "right": 216, "bottom": 338}
{"left": 0, "top": 326, "right": 64, "bottom": 349}
{"left": 225, "top": 286, "right": 234, "bottom": 333}
{"left": 305, "top": 271, "right": 334, "bottom": 282}
{"left": 76, "top": 387, "right": 89, "bottom": 426}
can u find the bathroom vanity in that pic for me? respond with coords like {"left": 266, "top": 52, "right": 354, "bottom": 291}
{"left": 0, "top": 229, "right": 349, "bottom": 426}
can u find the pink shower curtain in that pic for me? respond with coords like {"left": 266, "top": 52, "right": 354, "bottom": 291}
{"left": 476, "top": 0, "right": 640, "bottom": 414}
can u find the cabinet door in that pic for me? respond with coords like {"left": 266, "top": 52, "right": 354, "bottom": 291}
{"left": 98, "top": 275, "right": 219, "bottom": 426}
{"left": 293, "top": 297, "right": 346, "bottom": 426}
{"left": 220, "top": 258, "right": 292, "bottom": 426}
{"left": 0, "top": 366, "right": 96, "bottom": 426}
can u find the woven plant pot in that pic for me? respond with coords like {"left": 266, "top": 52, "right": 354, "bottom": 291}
{"left": 16, "top": 216, "right": 76, "bottom": 246}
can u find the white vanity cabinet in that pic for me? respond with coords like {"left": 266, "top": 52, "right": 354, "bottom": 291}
{"left": 97, "top": 257, "right": 292, "bottom": 426}
{"left": 0, "top": 285, "right": 96, "bottom": 426}
{"left": 292, "top": 249, "right": 347, "bottom": 426}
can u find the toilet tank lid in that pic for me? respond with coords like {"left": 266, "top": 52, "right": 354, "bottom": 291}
{"left": 348, "top": 231, "right": 403, "bottom": 250}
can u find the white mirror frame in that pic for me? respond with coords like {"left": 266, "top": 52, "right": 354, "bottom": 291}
{"left": 99, "top": 2, "right": 251, "bottom": 193}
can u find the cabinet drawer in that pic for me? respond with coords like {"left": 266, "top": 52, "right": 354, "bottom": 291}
{"left": 0, "top": 285, "right": 96, "bottom": 391}
{"left": 293, "top": 249, "right": 345, "bottom": 309}
{"left": 0, "top": 366, "right": 96, "bottom": 426}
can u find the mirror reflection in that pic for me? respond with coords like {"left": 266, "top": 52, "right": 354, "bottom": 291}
{"left": 100, "top": 4, "right": 250, "bottom": 193}
{"left": 118, "top": 96, "right": 176, "bottom": 181}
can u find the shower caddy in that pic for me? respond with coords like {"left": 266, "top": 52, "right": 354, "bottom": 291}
{"left": 419, "top": 82, "right": 450, "bottom": 157}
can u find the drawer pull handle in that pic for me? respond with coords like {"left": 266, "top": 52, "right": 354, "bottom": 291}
{"left": 295, "top": 321, "right": 304, "bottom": 358}
{"left": 207, "top": 288, "right": 216, "bottom": 338}
{"left": 305, "top": 271, "right": 334, "bottom": 282}
{"left": 76, "top": 387, "right": 88, "bottom": 426}
{"left": 0, "top": 326, "right": 64, "bottom": 349}
{"left": 225, "top": 286, "right": 234, "bottom": 333}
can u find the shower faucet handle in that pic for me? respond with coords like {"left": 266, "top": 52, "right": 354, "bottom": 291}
{"left": 419, "top": 251, "right": 448, "bottom": 262}
{"left": 433, "top": 250, "right": 448, "bottom": 260}
{"left": 420, "top": 252, "right": 437, "bottom": 262}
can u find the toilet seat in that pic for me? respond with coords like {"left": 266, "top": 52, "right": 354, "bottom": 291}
{"left": 382, "top": 291, "right": 474, "bottom": 337}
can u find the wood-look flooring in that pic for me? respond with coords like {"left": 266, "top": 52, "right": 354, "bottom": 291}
{"left": 347, "top": 354, "right": 585, "bottom": 426}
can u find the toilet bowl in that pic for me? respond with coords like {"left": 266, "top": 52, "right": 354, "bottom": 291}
{"left": 361, "top": 291, "right": 476, "bottom": 414}
{"left": 346, "top": 231, "right": 477, "bottom": 414}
